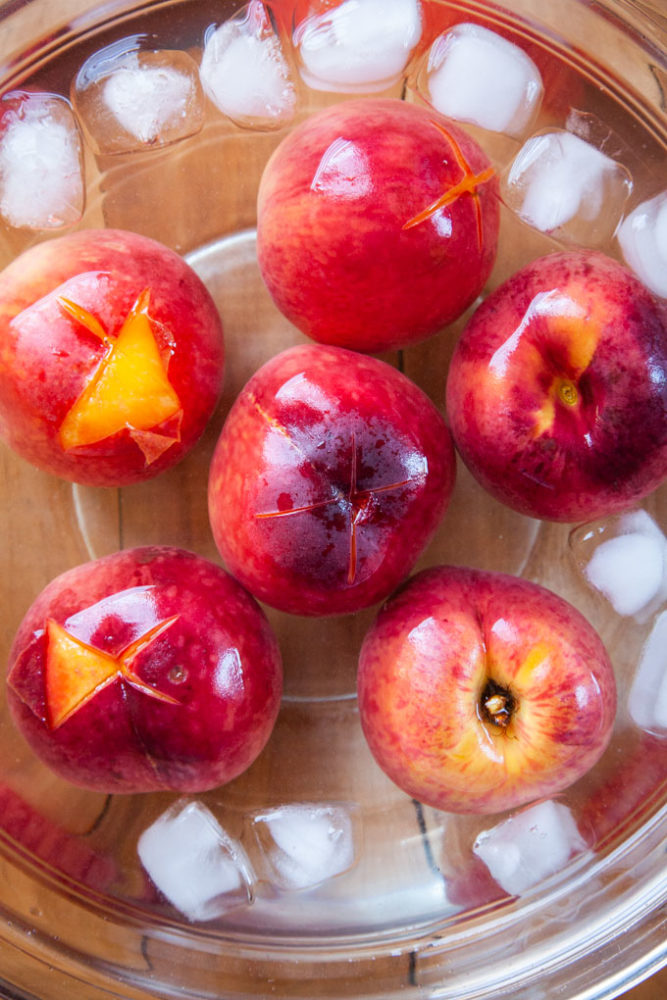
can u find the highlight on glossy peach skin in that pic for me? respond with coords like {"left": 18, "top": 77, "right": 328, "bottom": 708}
{"left": 6, "top": 547, "right": 282, "bottom": 794}
{"left": 0, "top": 229, "right": 224, "bottom": 486}
{"left": 446, "top": 250, "right": 667, "bottom": 523}
{"left": 208, "top": 344, "right": 456, "bottom": 616}
{"left": 357, "top": 566, "right": 617, "bottom": 815}
{"left": 256, "top": 97, "right": 499, "bottom": 353}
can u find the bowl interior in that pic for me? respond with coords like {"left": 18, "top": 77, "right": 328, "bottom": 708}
{"left": 0, "top": 1, "right": 665, "bottom": 997}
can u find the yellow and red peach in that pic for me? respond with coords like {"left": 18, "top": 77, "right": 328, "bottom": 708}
{"left": 357, "top": 565, "right": 617, "bottom": 815}
{"left": 446, "top": 250, "right": 667, "bottom": 522}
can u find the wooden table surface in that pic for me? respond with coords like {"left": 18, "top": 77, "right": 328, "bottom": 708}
{"left": 622, "top": 965, "right": 667, "bottom": 1000}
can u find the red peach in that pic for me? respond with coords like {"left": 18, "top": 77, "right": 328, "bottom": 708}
{"left": 208, "top": 344, "right": 456, "bottom": 616}
{"left": 7, "top": 547, "right": 282, "bottom": 794}
{"left": 257, "top": 97, "right": 499, "bottom": 353}
{"left": 446, "top": 250, "right": 667, "bottom": 522}
{"left": 358, "top": 565, "right": 617, "bottom": 814}
{"left": 0, "top": 228, "right": 224, "bottom": 486}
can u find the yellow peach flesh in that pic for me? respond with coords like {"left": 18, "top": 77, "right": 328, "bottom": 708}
{"left": 45, "top": 619, "right": 119, "bottom": 729}
{"left": 58, "top": 291, "right": 182, "bottom": 452}
{"left": 45, "top": 615, "right": 181, "bottom": 730}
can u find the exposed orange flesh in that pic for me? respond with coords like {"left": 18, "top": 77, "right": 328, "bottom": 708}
{"left": 403, "top": 120, "right": 496, "bottom": 246}
{"left": 45, "top": 615, "right": 180, "bottom": 729}
{"left": 45, "top": 620, "right": 118, "bottom": 729}
{"left": 58, "top": 290, "right": 182, "bottom": 455}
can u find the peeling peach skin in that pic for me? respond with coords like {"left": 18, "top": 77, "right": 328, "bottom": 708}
{"left": 57, "top": 289, "right": 183, "bottom": 462}
{"left": 6, "top": 547, "right": 283, "bottom": 794}
{"left": 357, "top": 566, "right": 617, "bottom": 815}
{"left": 0, "top": 229, "right": 224, "bottom": 487}
{"left": 44, "top": 615, "right": 180, "bottom": 730}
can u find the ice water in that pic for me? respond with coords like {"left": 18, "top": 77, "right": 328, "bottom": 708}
{"left": 0, "top": 0, "right": 665, "bottom": 953}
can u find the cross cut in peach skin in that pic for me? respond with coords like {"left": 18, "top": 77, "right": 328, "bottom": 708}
{"left": 57, "top": 288, "right": 183, "bottom": 463}
{"left": 255, "top": 431, "right": 416, "bottom": 586}
{"left": 44, "top": 615, "right": 180, "bottom": 730}
{"left": 403, "top": 120, "right": 496, "bottom": 247}
{"left": 0, "top": 228, "right": 225, "bottom": 486}
{"left": 256, "top": 98, "right": 499, "bottom": 353}
{"left": 6, "top": 547, "right": 282, "bottom": 794}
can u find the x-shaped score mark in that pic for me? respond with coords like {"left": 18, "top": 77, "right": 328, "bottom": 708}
{"left": 255, "top": 432, "right": 415, "bottom": 585}
{"left": 57, "top": 289, "right": 183, "bottom": 464}
{"left": 403, "top": 120, "right": 496, "bottom": 247}
{"left": 45, "top": 614, "right": 181, "bottom": 730}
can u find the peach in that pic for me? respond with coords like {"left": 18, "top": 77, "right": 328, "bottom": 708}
{"left": 208, "top": 344, "right": 456, "bottom": 616}
{"left": 446, "top": 250, "right": 667, "bottom": 522}
{"left": 358, "top": 565, "right": 617, "bottom": 814}
{"left": 0, "top": 229, "right": 224, "bottom": 486}
{"left": 257, "top": 97, "right": 499, "bottom": 353}
{"left": 7, "top": 547, "right": 282, "bottom": 794}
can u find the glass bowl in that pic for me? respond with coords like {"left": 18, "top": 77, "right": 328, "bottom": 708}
{"left": 0, "top": 1, "right": 665, "bottom": 997}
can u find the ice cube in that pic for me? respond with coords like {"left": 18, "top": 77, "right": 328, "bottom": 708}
{"left": 585, "top": 536, "right": 665, "bottom": 619}
{"left": 250, "top": 802, "right": 358, "bottom": 891}
{"left": 137, "top": 800, "right": 254, "bottom": 921}
{"left": 200, "top": 1, "right": 298, "bottom": 130}
{"left": 294, "top": 0, "right": 422, "bottom": 94}
{"left": 473, "top": 800, "right": 586, "bottom": 895}
{"left": 422, "top": 23, "right": 543, "bottom": 137}
{"left": 628, "top": 611, "right": 667, "bottom": 732}
{"left": 573, "top": 510, "right": 667, "bottom": 621}
{"left": 617, "top": 191, "right": 667, "bottom": 299}
{"left": 503, "top": 129, "right": 632, "bottom": 244}
{"left": 72, "top": 42, "right": 205, "bottom": 155}
{"left": 0, "top": 90, "right": 84, "bottom": 230}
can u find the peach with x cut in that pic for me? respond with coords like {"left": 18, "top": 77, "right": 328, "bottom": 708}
{"left": 256, "top": 98, "right": 499, "bottom": 354}
{"left": 207, "top": 344, "right": 456, "bottom": 616}
{"left": 7, "top": 547, "right": 282, "bottom": 794}
{"left": 0, "top": 229, "right": 224, "bottom": 486}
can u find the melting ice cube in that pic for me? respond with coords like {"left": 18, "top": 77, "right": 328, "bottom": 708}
{"left": 200, "top": 1, "right": 298, "bottom": 130}
{"left": 137, "top": 800, "right": 254, "bottom": 921}
{"left": 250, "top": 802, "right": 358, "bottom": 891}
{"left": 473, "top": 800, "right": 586, "bottom": 895}
{"left": 72, "top": 43, "right": 205, "bottom": 154}
{"left": 574, "top": 510, "right": 667, "bottom": 621}
{"left": 629, "top": 611, "right": 667, "bottom": 732}
{"left": 294, "top": 0, "right": 422, "bottom": 94}
{"left": 617, "top": 191, "right": 667, "bottom": 299}
{"left": 423, "top": 23, "right": 543, "bottom": 137}
{"left": 0, "top": 91, "right": 84, "bottom": 230}
{"left": 503, "top": 129, "right": 632, "bottom": 244}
